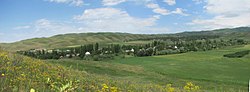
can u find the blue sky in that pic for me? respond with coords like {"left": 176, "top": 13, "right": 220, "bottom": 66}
{"left": 0, "top": 0, "right": 250, "bottom": 43}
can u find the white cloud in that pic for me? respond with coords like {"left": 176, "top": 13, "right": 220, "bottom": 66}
{"left": 102, "top": 0, "right": 154, "bottom": 6}
{"left": 34, "top": 19, "right": 78, "bottom": 35}
{"left": 146, "top": 3, "right": 188, "bottom": 16}
{"left": 74, "top": 8, "right": 160, "bottom": 33}
{"left": 13, "top": 25, "right": 31, "bottom": 30}
{"left": 192, "top": 0, "right": 203, "bottom": 4}
{"left": 171, "top": 8, "right": 189, "bottom": 16}
{"left": 204, "top": 0, "right": 250, "bottom": 15}
{"left": 102, "top": 0, "right": 186, "bottom": 17}
{"left": 102, "top": 0, "right": 127, "bottom": 6}
{"left": 10, "top": 7, "right": 170, "bottom": 42}
{"left": 190, "top": 0, "right": 250, "bottom": 30}
{"left": 163, "top": 0, "right": 176, "bottom": 6}
{"left": 189, "top": 14, "right": 250, "bottom": 30}
{"left": 4, "top": 19, "right": 80, "bottom": 42}
{"left": 47, "top": 0, "right": 84, "bottom": 6}
{"left": 146, "top": 3, "right": 170, "bottom": 15}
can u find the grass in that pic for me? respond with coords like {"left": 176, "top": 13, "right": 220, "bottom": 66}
{"left": 0, "top": 49, "right": 202, "bottom": 92}
{"left": 0, "top": 33, "right": 150, "bottom": 51}
{"left": 48, "top": 45, "right": 250, "bottom": 91}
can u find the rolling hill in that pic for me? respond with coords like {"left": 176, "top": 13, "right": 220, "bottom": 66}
{"left": 0, "top": 33, "right": 152, "bottom": 51}
{"left": 1, "top": 27, "right": 250, "bottom": 51}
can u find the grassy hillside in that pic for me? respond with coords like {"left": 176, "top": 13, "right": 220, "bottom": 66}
{"left": 0, "top": 33, "right": 151, "bottom": 51}
{"left": 1, "top": 27, "right": 250, "bottom": 51}
{"left": 1, "top": 49, "right": 203, "bottom": 92}
{"left": 48, "top": 44, "right": 250, "bottom": 91}
{"left": 176, "top": 27, "right": 250, "bottom": 40}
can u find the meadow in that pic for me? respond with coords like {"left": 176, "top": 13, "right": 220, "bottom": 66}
{"left": 47, "top": 44, "right": 250, "bottom": 91}
{"left": 1, "top": 28, "right": 250, "bottom": 91}
{"left": 0, "top": 48, "right": 200, "bottom": 92}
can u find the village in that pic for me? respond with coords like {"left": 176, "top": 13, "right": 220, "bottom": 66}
{"left": 17, "top": 38, "right": 247, "bottom": 60}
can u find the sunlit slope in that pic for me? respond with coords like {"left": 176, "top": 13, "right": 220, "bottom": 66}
{"left": 0, "top": 50, "right": 204, "bottom": 92}
{"left": 115, "top": 45, "right": 250, "bottom": 90}
{"left": 0, "top": 33, "right": 150, "bottom": 51}
{"left": 1, "top": 27, "right": 250, "bottom": 51}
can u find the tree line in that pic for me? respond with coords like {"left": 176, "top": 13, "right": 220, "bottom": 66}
{"left": 17, "top": 38, "right": 247, "bottom": 60}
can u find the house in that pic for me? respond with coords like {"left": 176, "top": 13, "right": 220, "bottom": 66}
{"left": 174, "top": 46, "right": 178, "bottom": 49}
{"left": 85, "top": 52, "right": 91, "bottom": 55}
{"left": 131, "top": 48, "right": 134, "bottom": 52}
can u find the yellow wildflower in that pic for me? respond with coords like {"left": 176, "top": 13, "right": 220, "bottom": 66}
{"left": 102, "top": 84, "right": 109, "bottom": 89}
{"left": 184, "top": 82, "right": 200, "bottom": 91}
{"left": 166, "top": 84, "right": 175, "bottom": 92}
{"left": 30, "top": 88, "right": 35, "bottom": 92}
{"left": 110, "top": 86, "right": 118, "bottom": 92}
{"left": 21, "top": 73, "right": 25, "bottom": 77}
{"left": 1, "top": 73, "right": 4, "bottom": 76}
{"left": 102, "top": 84, "right": 109, "bottom": 91}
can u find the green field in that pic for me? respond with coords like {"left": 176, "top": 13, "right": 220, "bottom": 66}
{"left": 2, "top": 27, "right": 250, "bottom": 91}
{"left": 47, "top": 44, "right": 250, "bottom": 91}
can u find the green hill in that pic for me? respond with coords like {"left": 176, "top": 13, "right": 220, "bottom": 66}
{"left": 176, "top": 27, "right": 250, "bottom": 40}
{"left": 0, "top": 33, "right": 151, "bottom": 51}
{"left": 0, "top": 48, "right": 202, "bottom": 92}
{"left": 1, "top": 27, "right": 250, "bottom": 51}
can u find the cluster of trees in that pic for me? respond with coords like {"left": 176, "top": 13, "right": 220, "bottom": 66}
{"left": 134, "top": 38, "right": 247, "bottom": 56}
{"left": 223, "top": 50, "right": 250, "bottom": 58}
{"left": 17, "top": 43, "right": 122, "bottom": 60}
{"left": 17, "top": 38, "right": 247, "bottom": 60}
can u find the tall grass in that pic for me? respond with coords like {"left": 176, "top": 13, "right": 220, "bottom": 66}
{"left": 0, "top": 49, "right": 202, "bottom": 92}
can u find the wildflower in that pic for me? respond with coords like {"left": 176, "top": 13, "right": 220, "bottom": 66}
{"left": 110, "top": 86, "right": 118, "bottom": 92}
{"left": 166, "top": 84, "right": 175, "bottom": 92}
{"left": 21, "top": 74, "right": 25, "bottom": 76}
{"left": 102, "top": 84, "right": 109, "bottom": 91}
{"left": 102, "top": 84, "right": 109, "bottom": 89}
{"left": 1, "top": 73, "right": 4, "bottom": 76}
{"left": 30, "top": 88, "right": 35, "bottom": 92}
{"left": 184, "top": 82, "right": 200, "bottom": 91}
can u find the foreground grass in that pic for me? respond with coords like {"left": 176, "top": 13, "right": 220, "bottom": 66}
{"left": 48, "top": 45, "right": 250, "bottom": 92}
{"left": 0, "top": 49, "right": 85, "bottom": 91}
{"left": 0, "top": 49, "right": 202, "bottom": 92}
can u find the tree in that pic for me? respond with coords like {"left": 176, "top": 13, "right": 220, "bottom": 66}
{"left": 136, "top": 49, "right": 145, "bottom": 57}
{"left": 145, "top": 47, "right": 153, "bottom": 56}
{"left": 95, "top": 43, "right": 99, "bottom": 51}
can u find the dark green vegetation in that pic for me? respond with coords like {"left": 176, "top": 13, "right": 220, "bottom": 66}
{"left": 16, "top": 28, "right": 248, "bottom": 60}
{"left": 224, "top": 50, "right": 250, "bottom": 58}
{"left": 17, "top": 38, "right": 247, "bottom": 60}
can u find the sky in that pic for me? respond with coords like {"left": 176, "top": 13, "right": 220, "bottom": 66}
{"left": 0, "top": 0, "right": 250, "bottom": 43}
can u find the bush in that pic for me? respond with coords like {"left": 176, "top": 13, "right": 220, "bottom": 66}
{"left": 157, "top": 49, "right": 180, "bottom": 55}
{"left": 93, "top": 54, "right": 114, "bottom": 61}
{"left": 223, "top": 50, "right": 250, "bottom": 58}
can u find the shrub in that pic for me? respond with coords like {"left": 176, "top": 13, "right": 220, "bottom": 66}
{"left": 93, "top": 54, "right": 114, "bottom": 61}
{"left": 223, "top": 50, "right": 250, "bottom": 58}
{"left": 157, "top": 49, "right": 180, "bottom": 55}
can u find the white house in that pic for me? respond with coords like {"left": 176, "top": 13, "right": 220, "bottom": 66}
{"left": 174, "top": 46, "right": 178, "bottom": 49}
{"left": 131, "top": 48, "right": 134, "bottom": 52}
{"left": 48, "top": 50, "right": 53, "bottom": 53}
{"left": 85, "top": 52, "right": 91, "bottom": 55}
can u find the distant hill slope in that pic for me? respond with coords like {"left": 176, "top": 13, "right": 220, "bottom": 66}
{"left": 176, "top": 27, "right": 250, "bottom": 40}
{"left": 1, "top": 27, "right": 250, "bottom": 51}
{"left": 0, "top": 33, "right": 151, "bottom": 51}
